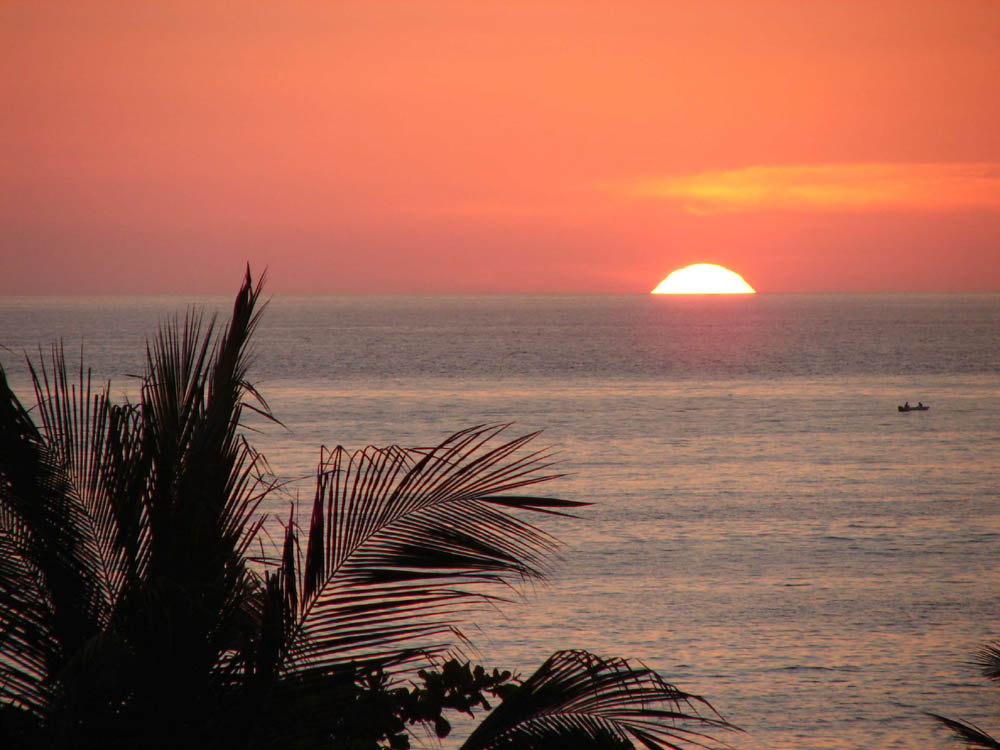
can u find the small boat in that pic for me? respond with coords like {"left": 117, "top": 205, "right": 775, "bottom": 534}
{"left": 898, "top": 403, "right": 929, "bottom": 412}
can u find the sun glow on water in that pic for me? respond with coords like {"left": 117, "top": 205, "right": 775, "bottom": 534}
{"left": 651, "top": 263, "right": 756, "bottom": 294}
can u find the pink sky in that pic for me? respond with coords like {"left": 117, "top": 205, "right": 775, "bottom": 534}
{"left": 3, "top": 0, "right": 1000, "bottom": 293}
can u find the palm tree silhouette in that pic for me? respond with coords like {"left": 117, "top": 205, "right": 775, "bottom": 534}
{"left": 0, "top": 269, "right": 736, "bottom": 749}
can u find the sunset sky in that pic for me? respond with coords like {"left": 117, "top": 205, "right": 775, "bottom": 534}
{"left": 3, "top": 0, "right": 1000, "bottom": 294}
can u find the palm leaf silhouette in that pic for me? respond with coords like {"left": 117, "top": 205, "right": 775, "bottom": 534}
{"left": 929, "top": 713, "right": 1000, "bottom": 749}
{"left": 282, "top": 424, "right": 585, "bottom": 672}
{"left": 0, "top": 268, "right": 277, "bottom": 743}
{"left": 460, "top": 649, "right": 735, "bottom": 750}
{"left": 974, "top": 643, "right": 1000, "bottom": 684}
{"left": 0, "top": 364, "right": 77, "bottom": 718}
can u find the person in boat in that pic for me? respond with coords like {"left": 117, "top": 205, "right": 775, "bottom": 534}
{"left": 918, "top": 401, "right": 923, "bottom": 408}
{"left": 904, "top": 401, "right": 910, "bottom": 408}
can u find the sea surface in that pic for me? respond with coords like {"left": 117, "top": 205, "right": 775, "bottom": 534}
{"left": 2, "top": 293, "right": 999, "bottom": 749}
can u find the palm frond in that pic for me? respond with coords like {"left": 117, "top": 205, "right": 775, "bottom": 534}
{"left": 27, "top": 346, "right": 135, "bottom": 624}
{"left": 0, "top": 524, "right": 56, "bottom": 715}
{"left": 120, "top": 268, "right": 278, "bottom": 696}
{"left": 283, "top": 424, "right": 584, "bottom": 673}
{"left": 459, "top": 650, "right": 736, "bottom": 750}
{"left": 974, "top": 642, "right": 1000, "bottom": 683}
{"left": 0, "top": 362, "right": 100, "bottom": 717}
{"left": 138, "top": 270, "right": 268, "bottom": 570}
{"left": 929, "top": 713, "right": 1000, "bottom": 749}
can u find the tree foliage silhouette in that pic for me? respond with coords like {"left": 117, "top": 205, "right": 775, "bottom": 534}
{"left": 0, "top": 269, "right": 735, "bottom": 749}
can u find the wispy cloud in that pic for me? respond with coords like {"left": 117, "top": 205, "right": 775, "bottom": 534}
{"left": 628, "top": 163, "right": 1000, "bottom": 213}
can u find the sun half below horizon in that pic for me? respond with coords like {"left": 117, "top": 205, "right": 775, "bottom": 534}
{"left": 651, "top": 264, "right": 757, "bottom": 295}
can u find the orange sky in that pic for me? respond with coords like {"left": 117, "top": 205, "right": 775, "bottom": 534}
{"left": 3, "top": 0, "right": 999, "bottom": 293}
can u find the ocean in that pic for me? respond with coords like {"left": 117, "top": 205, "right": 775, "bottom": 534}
{"left": 1, "top": 292, "right": 998, "bottom": 749}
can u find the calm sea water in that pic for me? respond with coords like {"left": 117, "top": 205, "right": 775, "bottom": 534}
{"left": 2, "top": 293, "right": 999, "bottom": 749}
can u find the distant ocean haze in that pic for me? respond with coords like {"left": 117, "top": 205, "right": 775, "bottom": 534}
{"left": 2, "top": 293, "right": 998, "bottom": 750}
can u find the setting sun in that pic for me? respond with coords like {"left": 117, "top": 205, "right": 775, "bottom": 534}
{"left": 651, "top": 264, "right": 756, "bottom": 294}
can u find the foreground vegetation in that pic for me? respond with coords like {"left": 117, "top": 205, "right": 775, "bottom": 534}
{"left": 0, "top": 270, "right": 734, "bottom": 749}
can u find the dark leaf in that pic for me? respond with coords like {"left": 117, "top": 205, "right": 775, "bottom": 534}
{"left": 460, "top": 650, "right": 737, "bottom": 750}
{"left": 929, "top": 713, "right": 1000, "bottom": 749}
